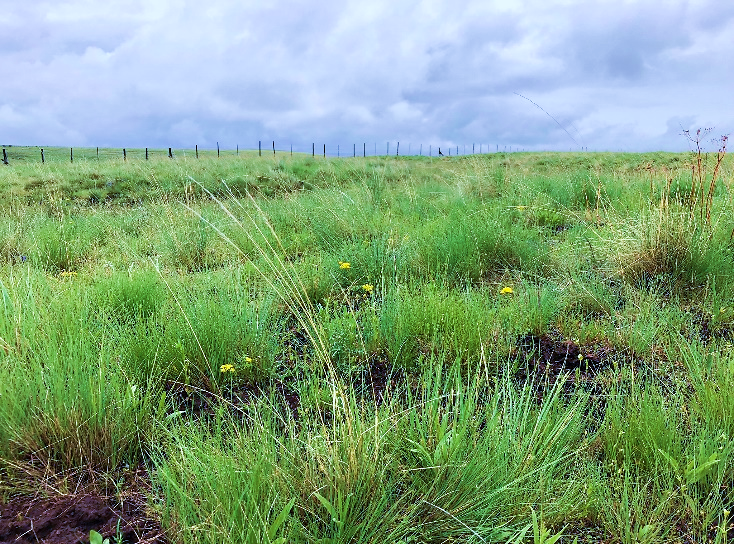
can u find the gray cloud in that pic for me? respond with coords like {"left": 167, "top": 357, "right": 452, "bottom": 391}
{"left": 0, "top": 0, "right": 731, "bottom": 152}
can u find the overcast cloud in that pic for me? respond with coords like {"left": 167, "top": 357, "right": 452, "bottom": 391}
{"left": 1, "top": 0, "right": 732, "bottom": 152}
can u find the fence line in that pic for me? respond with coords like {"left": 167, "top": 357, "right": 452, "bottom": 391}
{"left": 0, "top": 142, "right": 581, "bottom": 165}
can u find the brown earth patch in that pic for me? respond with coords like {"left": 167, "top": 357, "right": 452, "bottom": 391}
{"left": 513, "top": 332, "right": 618, "bottom": 378}
{"left": 511, "top": 332, "right": 636, "bottom": 410}
{"left": 0, "top": 469, "right": 165, "bottom": 544}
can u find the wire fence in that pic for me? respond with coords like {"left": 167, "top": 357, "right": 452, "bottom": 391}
{"left": 0, "top": 141, "right": 536, "bottom": 166}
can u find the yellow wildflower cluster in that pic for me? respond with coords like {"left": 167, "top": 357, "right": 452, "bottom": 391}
{"left": 500, "top": 286, "right": 514, "bottom": 295}
{"left": 339, "top": 261, "right": 351, "bottom": 269}
{"left": 362, "top": 284, "right": 374, "bottom": 293}
{"left": 220, "top": 364, "right": 235, "bottom": 373}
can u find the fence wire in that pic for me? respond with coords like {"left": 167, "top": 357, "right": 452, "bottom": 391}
{"left": 1, "top": 143, "right": 517, "bottom": 166}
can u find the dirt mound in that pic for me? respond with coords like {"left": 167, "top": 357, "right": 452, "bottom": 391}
{"left": 0, "top": 490, "right": 164, "bottom": 544}
{"left": 514, "top": 333, "right": 613, "bottom": 376}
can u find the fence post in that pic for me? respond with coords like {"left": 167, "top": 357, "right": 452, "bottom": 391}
{"left": 70, "top": 148, "right": 73, "bottom": 163}
{"left": 41, "top": 148, "right": 45, "bottom": 163}
{"left": 353, "top": 144, "right": 355, "bottom": 157}
{"left": 312, "top": 143, "right": 314, "bottom": 157}
{"left": 196, "top": 144, "right": 199, "bottom": 159}
{"left": 123, "top": 148, "right": 127, "bottom": 161}
{"left": 397, "top": 142, "right": 399, "bottom": 156}
{"left": 363, "top": 143, "right": 366, "bottom": 157}
{"left": 168, "top": 147, "right": 173, "bottom": 159}
{"left": 323, "top": 144, "right": 325, "bottom": 158}
{"left": 237, "top": 144, "right": 239, "bottom": 156}
{"left": 146, "top": 148, "right": 149, "bottom": 160}
{"left": 217, "top": 142, "right": 220, "bottom": 158}
{"left": 2, "top": 148, "right": 7, "bottom": 165}
{"left": 259, "top": 141, "right": 262, "bottom": 157}
{"left": 96, "top": 147, "right": 99, "bottom": 160}
{"left": 273, "top": 141, "right": 275, "bottom": 156}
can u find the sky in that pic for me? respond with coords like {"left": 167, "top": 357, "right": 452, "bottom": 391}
{"left": 1, "top": 0, "right": 732, "bottom": 153}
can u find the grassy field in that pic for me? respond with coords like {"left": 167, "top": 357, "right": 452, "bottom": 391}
{"left": 0, "top": 147, "right": 733, "bottom": 543}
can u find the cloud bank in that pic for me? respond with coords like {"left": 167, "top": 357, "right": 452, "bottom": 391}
{"left": 1, "top": 0, "right": 732, "bottom": 152}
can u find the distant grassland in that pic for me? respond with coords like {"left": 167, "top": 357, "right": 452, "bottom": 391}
{"left": 1, "top": 149, "right": 734, "bottom": 543}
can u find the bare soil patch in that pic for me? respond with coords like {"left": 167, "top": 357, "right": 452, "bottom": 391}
{"left": 0, "top": 469, "right": 164, "bottom": 544}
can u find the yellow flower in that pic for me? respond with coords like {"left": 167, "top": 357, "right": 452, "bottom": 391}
{"left": 362, "top": 284, "right": 374, "bottom": 293}
{"left": 244, "top": 356, "right": 253, "bottom": 363}
{"left": 339, "top": 261, "right": 351, "bottom": 269}
{"left": 500, "top": 286, "right": 514, "bottom": 295}
{"left": 220, "top": 364, "right": 235, "bottom": 373}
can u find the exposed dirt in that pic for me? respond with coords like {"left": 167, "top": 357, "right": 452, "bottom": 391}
{"left": 686, "top": 306, "right": 734, "bottom": 344}
{"left": 352, "top": 354, "right": 408, "bottom": 405}
{"left": 0, "top": 479, "right": 165, "bottom": 544}
{"left": 511, "top": 332, "right": 635, "bottom": 412}
{"left": 513, "top": 332, "right": 617, "bottom": 378}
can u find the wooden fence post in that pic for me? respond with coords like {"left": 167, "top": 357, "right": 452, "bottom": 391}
{"left": 41, "top": 148, "right": 45, "bottom": 163}
{"left": 2, "top": 148, "right": 7, "bottom": 165}
{"left": 353, "top": 144, "right": 355, "bottom": 157}
{"left": 168, "top": 147, "right": 173, "bottom": 159}
{"left": 196, "top": 145, "right": 199, "bottom": 159}
{"left": 146, "top": 148, "right": 149, "bottom": 160}
{"left": 323, "top": 144, "right": 325, "bottom": 158}
{"left": 236, "top": 144, "right": 239, "bottom": 156}
{"left": 123, "top": 148, "right": 127, "bottom": 161}
{"left": 96, "top": 147, "right": 99, "bottom": 160}
{"left": 397, "top": 142, "right": 399, "bottom": 156}
{"left": 217, "top": 142, "right": 220, "bottom": 158}
{"left": 70, "top": 148, "right": 73, "bottom": 163}
{"left": 273, "top": 141, "right": 275, "bottom": 156}
{"left": 363, "top": 143, "right": 365, "bottom": 157}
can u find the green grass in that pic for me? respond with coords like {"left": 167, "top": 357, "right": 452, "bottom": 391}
{"left": 1, "top": 148, "right": 734, "bottom": 542}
